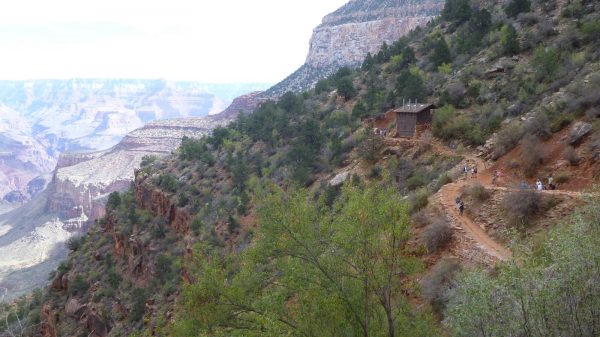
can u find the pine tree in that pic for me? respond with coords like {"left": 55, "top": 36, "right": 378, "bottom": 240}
{"left": 429, "top": 38, "right": 452, "bottom": 68}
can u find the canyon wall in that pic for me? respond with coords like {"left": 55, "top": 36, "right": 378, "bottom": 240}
{"left": 267, "top": 0, "right": 444, "bottom": 95}
{"left": 0, "top": 80, "right": 269, "bottom": 201}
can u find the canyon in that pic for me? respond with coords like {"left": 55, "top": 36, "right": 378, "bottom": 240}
{"left": 0, "top": 0, "right": 445, "bottom": 300}
{"left": 0, "top": 114, "right": 233, "bottom": 298}
{"left": 0, "top": 80, "right": 269, "bottom": 203}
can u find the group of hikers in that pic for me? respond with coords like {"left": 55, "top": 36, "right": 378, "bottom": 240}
{"left": 462, "top": 162, "right": 478, "bottom": 179}
{"left": 455, "top": 160, "right": 561, "bottom": 217}
{"left": 373, "top": 127, "right": 390, "bottom": 137}
{"left": 531, "top": 175, "right": 557, "bottom": 191}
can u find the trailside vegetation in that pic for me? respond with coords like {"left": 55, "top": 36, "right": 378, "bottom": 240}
{"left": 172, "top": 184, "right": 440, "bottom": 337}
{"left": 445, "top": 200, "right": 600, "bottom": 337}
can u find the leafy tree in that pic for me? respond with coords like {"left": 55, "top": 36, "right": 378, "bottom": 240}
{"left": 172, "top": 184, "right": 439, "bottom": 337}
{"left": 441, "top": 0, "right": 472, "bottom": 24}
{"left": 505, "top": 0, "right": 531, "bottom": 18}
{"left": 500, "top": 24, "right": 520, "bottom": 56}
{"left": 429, "top": 38, "right": 452, "bottom": 68}
{"left": 445, "top": 201, "right": 600, "bottom": 336}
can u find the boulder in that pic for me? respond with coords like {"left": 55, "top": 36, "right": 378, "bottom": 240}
{"left": 568, "top": 122, "right": 592, "bottom": 145}
{"left": 330, "top": 172, "right": 350, "bottom": 187}
{"left": 65, "top": 298, "right": 86, "bottom": 318}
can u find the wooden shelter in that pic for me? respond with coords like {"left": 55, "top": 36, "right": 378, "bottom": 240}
{"left": 394, "top": 103, "right": 434, "bottom": 138}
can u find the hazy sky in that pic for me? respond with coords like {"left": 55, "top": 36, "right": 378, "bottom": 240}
{"left": 0, "top": 0, "right": 348, "bottom": 83}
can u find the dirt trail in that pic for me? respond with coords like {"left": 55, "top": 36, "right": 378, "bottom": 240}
{"left": 386, "top": 136, "right": 594, "bottom": 263}
{"left": 434, "top": 144, "right": 512, "bottom": 261}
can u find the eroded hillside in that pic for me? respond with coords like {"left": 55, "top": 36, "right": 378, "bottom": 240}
{"left": 3, "top": 0, "right": 600, "bottom": 336}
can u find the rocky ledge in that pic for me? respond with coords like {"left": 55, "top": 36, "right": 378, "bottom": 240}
{"left": 48, "top": 116, "right": 227, "bottom": 222}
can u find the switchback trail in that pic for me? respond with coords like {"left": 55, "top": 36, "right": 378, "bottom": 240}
{"left": 385, "top": 136, "right": 595, "bottom": 263}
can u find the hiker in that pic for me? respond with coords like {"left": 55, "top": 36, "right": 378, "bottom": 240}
{"left": 472, "top": 165, "right": 478, "bottom": 178}
{"left": 459, "top": 201, "right": 465, "bottom": 216}
{"left": 455, "top": 195, "right": 462, "bottom": 207}
{"left": 463, "top": 164, "right": 469, "bottom": 179}
{"left": 547, "top": 175, "right": 556, "bottom": 190}
{"left": 536, "top": 179, "right": 543, "bottom": 191}
{"left": 492, "top": 170, "right": 500, "bottom": 185}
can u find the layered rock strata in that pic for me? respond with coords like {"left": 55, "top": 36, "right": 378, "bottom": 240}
{"left": 267, "top": 0, "right": 445, "bottom": 95}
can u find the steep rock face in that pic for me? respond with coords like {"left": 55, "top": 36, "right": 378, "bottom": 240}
{"left": 267, "top": 0, "right": 444, "bottom": 95}
{"left": 0, "top": 114, "right": 226, "bottom": 298}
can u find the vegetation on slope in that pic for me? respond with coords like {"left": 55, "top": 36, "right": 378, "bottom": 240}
{"left": 445, "top": 199, "right": 600, "bottom": 337}
{"left": 3, "top": 0, "right": 600, "bottom": 336}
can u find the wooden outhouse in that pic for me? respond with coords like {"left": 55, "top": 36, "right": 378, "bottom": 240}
{"left": 394, "top": 103, "right": 434, "bottom": 138}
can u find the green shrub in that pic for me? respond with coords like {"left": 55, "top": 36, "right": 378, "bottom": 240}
{"left": 107, "top": 269, "right": 122, "bottom": 288}
{"left": 336, "top": 78, "right": 357, "bottom": 100}
{"left": 358, "top": 130, "right": 384, "bottom": 164}
{"left": 155, "top": 173, "right": 179, "bottom": 193}
{"left": 129, "top": 288, "right": 147, "bottom": 323}
{"left": 106, "top": 192, "right": 121, "bottom": 210}
{"left": 421, "top": 259, "right": 461, "bottom": 313}
{"left": 446, "top": 202, "right": 600, "bottom": 336}
{"left": 406, "top": 170, "right": 427, "bottom": 190}
{"left": 520, "top": 135, "right": 545, "bottom": 177}
{"left": 421, "top": 220, "right": 453, "bottom": 252}
{"left": 500, "top": 24, "right": 520, "bottom": 56}
{"left": 67, "top": 236, "right": 85, "bottom": 251}
{"left": 502, "top": 190, "right": 542, "bottom": 229}
{"left": 532, "top": 45, "right": 561, "bottom": 81}
{"left": 69, "top": 275, "right": 89, "bottom": 297}
{"left": 563, "top": 146, "right": 580, "bottom": 166}
{"left": 492, "top": 124, "right": 524, "bottom": 160}
{"left": 505, "top": 0, "right": 531, "bottom": 18}
{"left": 140, "top": 155, "right": 158, "bottom": 167}
{"left": 409, "top": 188, "right": 430, "bottom": 214}
{"left": 467, "top": 183, "right": 490, "bottom": 202}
